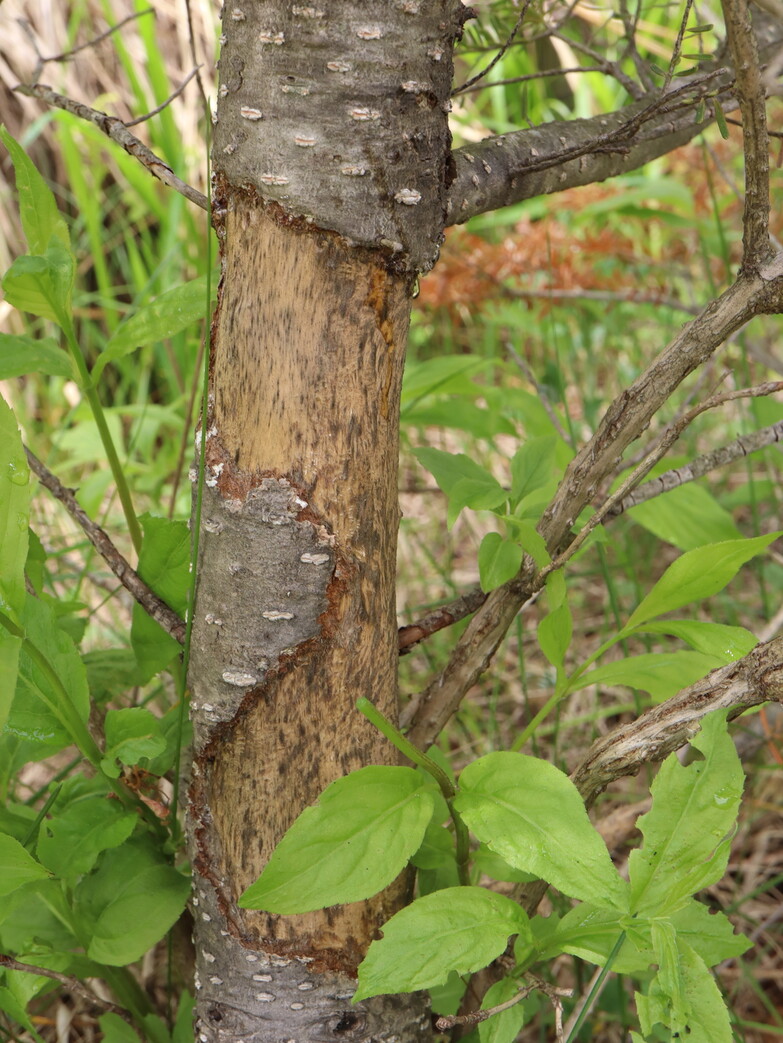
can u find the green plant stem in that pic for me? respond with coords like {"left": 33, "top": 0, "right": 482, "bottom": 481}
{"left": 170, "top": 134, "right": 213, "bottom": 834}
{"left": 60, "top": 316, "right": 143, "bottom": 554}
{"left": 564, "top": 930, "right": 626, "bottom": 1043}
{"left": 357, "top": 697, "right": 472, "bottom": 886}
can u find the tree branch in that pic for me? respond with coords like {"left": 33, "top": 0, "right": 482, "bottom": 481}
{"left": 722, "top": 0, "right": 774, "bottom": 264}
{"left": 571, "top": 634, "right": 783, "bottom": 808}
{"left": 12, "top": 83, "right": 208, "bottom": 213}
{"left": 406, "top": 267, "right": 783, "bottom": 747}
{"left": 26, "top": 449, "right": 186, "bottom": 644}
{"left": 0, "top": 954, "right": 133, "bottom": 1023}
{"left": 445, "top": 17, "right": 783, "bottom": 225}
{"left": 608, "top": 418, "right": 783, "bottom": 515}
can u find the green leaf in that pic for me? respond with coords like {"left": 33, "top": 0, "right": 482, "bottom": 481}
{"left": 239, "top": 766, "right": 434, "bottom": 913}
{"left": 100, "top": 708, "right": 167, "bottom": 778}
{"left": 0, "top": 127, "right": 70, "bottom": 254}
{"left": 478, "top": 533, "right": 523, "bottom": 592}
{"left": 93, "top": 274, "right": 218, "bottom": 381}
{"left": 354, "top": 887, "right": 530, "bottom": 1000}
{"left": 0, "top": 832, "right": 50, "bottom": 896}
{"left": 98, "top": 1014, "right": 141, "bottom": 1043}
{"left": 637, "top": 940, "right": 733, "bottom": 1042}
{"left": 410, "top": 822, "right": 457, "bottom": 871}
{"left": 479, "top": 977, "right": 529, "bottom": 1043}
{"left": 714, "top": 99, "right": 729, "bottom": 139}
{"left": 510, "top": 436, "right": 557, "bottom": 508}
{"left": 574, "top": 650, "right": 722, "bottom": 703}
{"left": 0, "top": 333, "right": 73, "bottom": 379}
{"left": 629, "top": 710, "right": 744, "bottom": 916}
{"left": 537, "top": 600, "right": 572, "bottom": 669}
{"left": 7, "top": 596, "right": 91, "bottom": 755}
{"left": 547, "top": 904, "right": 650, "bottom": 974}
{"left": 37, "top": 789, "right": 136, "bottom": 883}
{"left": 454, "top": 753, "right": 628, "bottom": 909}
{"left": 0, "top": 396, "right": 29, "bottom": 626}
{"left": 131, "top": 515, "right": 190, "bottom": 682}
{"left": 402, "top": 354, "right": 486, "bottom": 409}
{"left": 625, "top": 533, "right": 780, "bottom": 630}
{"left": 638, "top": 619, "right": 757, "bottom": 662}
{"left": 670, "top": 900, "right": 750, "bottom": 965}
{"left": 2, "top": 244, "right": 74, "bottom": 325}
{"left": 628, "top": 483, "right": 740, "bottom": 551}
{"left": 76, "top": 839, "right": 189, "bottom": 966}
{"left": 413, "top": 447, "right": 497, "bottom": 497}
{"left": 0, "top": 986, "right": 46, "bottom": 1043}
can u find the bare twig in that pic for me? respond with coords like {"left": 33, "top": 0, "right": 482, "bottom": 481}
{"left": 12, "top": 83, "right": 208, "bottom": 213}
{"left": 0, "top": 954, "right": 133, "bottom": 1023}
{"left": 26, "top": 448, "right": 186, "bottom": 644}
{"left": 398, "top": 586, "right": 488, "bottom": 655}
{"left": 537, "top": 381, "right": 783, "bottom": 582}
{"left": 19, "top": 8, "right": 154, "bottom": 82}
{"left": 455, "top": 65, "right": 613, "bottom": 94}
{"left": 435, "top": 982, "right": 533, "bottom": 1029}
{"left": 398, "top": 412, "right": 783, "bottom": 661}
{"left": 125, "top": 68, "right": 201, "bottom": 127}
{"left": 662, "top": 0, "right": 695, "bottom": 94}
{"left": 609, "top": 418, "right": 783, "bottom": 515}
{"left": 453, "top": 0, "right": 533, "bottom": 96}
{"left": 503, "top": 285, "right": 702, "bottom": 316}
{"left": 506, "top": 342, "right": 572, "bottom": 444}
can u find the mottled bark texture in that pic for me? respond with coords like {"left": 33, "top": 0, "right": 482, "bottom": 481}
{"left": 187, "top": 3, "right": 464, "bottom": 1040}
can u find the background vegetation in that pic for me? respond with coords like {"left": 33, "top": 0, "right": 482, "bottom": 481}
{"left": 0, "top": 0, "right": 781, "bottom": 1039}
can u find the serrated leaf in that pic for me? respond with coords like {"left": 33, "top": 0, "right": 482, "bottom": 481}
{"left": 454, "top": 753, "right": 627, "bottom": 908}
{"left": 574, "top": 650, "right": 722, "bottom": 702}
{"left": 637, "top": 620, "right": 756, "bottom": 662}
{"left": 479, "top": 533, "right": 523, "bottom": 592}
{"left": 0, "top": 333, "right": 73, "bottom": 379}
{"left": 637, "top": 940, "right": 733, "bottom": 1043}
{"left": 0, "top": 127, "right": 71, "bottom": 254}
{"left": 239, "top": 766, "right": 434, "bottom": 913}
{"left": 93, "top": 274, "right": 218, "bottom": 381}
{"left": 0, "top": 832, "right": 50, "bottom": 896}
{"left": 625, "top": 533, "right": 780, "bottom": 630}
{"left": 355, "top": 887, "right": 530, "bottom": 1000}
{"left": 629, "top": 710, "right": 744, "bottom": 916}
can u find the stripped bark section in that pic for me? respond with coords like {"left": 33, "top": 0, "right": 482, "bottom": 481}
{"left": 187, "top": 200, "right": 428, "bottom": 1039}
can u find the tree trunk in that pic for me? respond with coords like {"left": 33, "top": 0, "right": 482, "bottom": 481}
{"left": 186, "top": 2, "right": 466, "bottom": 1039}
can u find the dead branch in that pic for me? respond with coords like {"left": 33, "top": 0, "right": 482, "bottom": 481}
{"left": 0, "top": 954, "right": 133, "bottom": 1023}
{"left": 12, "top": 83, "right": 208, "bottom": 213}
{"left": 26, "top": 449, "right": 186, "bottom": 644}
{"left": 609, "top": 418, "right": 783, "bottom": 515}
